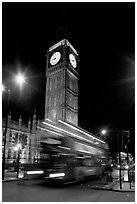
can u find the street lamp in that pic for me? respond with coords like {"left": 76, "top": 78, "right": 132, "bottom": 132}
{"left": 15, "top": 73, "right": 26, "bottom": 90}
{"left": 101, "top": 130, "right": 107, "bottom": 135}
{"left": 2, "top": 72, "right": 26, "bottom": 180}
{"left": 96, "top": 129, "right": 107, "bottom": 138}
{"left": 15, "top": 73, "right": 26, "bottom": 117}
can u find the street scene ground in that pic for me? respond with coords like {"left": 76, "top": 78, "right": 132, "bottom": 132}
{"left": 2, "top": 168, "right": 135, "bottom": 202}
{"left": 2, "top": 178, "right": 135, "bottom": 202}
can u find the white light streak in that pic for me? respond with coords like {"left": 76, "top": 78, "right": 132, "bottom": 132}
{"left": 77, "top": 149, "right": 91, "bottom": 154}
{"left": 38, "top": 126, "right": 63, "bottom": 137}
{"left": 42, "top": 121, "right": 105, "bottom": 145}
{"left": 49, "top": 173, "right": 65, "bottom": 178}
{"left": 58, "top": 120, "right": 105, "bottom": 144}
{"left": 46, "top": 118, "right": 53, "bottom": 122}
{"left": 58, "top": 146, "right": 70, "bottom": 150}
{"left": 27, "top": 170, "right": 44, "bottom": 175}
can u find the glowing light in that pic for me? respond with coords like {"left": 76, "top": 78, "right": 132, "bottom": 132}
{"left": 18, "top": 172, "right": 24, "bottom": 178}
{"left": 2, "top": 84, "right": 5, "bottom": 92}
{"left": 27, "top": 170, "right": 44, "bottom": 175}
{"left": 111, "top": 164, "right": 113, "bottom": 167}
{"left": 101, "top": 130, "right": 107, "bottom": 135}
{"left": 49, "top": 173, "right": 65, "bottom": 178}
{"left": 15, "top": 73, "right": 25, "bottom": 87}
{"left": 17, "top": 144, "right": 21, "bottom": 149}
{"left": 14, "top": 143, "right": 22, "bottom": 151}
{"left": 125, "top": 165, "right": 129, "bottom": 169}
{"left": 42, "top": 121, "right": 105, "bottom": 145}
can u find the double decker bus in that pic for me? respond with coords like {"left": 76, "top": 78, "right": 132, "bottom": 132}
{"left": 37, "top": 119, "right": 109, "bottom": 184}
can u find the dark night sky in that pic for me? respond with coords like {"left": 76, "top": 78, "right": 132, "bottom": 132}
{"left": 2, "top": 2, "right": 135, "bottom": 158}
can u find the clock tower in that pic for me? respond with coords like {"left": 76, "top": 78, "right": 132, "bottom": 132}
{"left": 45, "top": 39, "right": 79, "bottom": 126}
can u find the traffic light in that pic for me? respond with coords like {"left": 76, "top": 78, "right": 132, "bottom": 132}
{"left": 123, "top": 130, "right": 130, "bottom": 144}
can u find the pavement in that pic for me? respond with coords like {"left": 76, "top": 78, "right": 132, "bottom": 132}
{"left": 2, "top": 169, "right": 135, "bottom": 192}
{"left": 87, "top": 177, "right": 135, "bottom": 192}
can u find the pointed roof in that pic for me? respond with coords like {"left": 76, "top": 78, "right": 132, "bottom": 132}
{"left": 49, "top": 39, "right": 78, "bottom": 56}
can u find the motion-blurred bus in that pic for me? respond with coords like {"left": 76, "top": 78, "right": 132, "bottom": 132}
{"left": 34, "top": 120, "right": 109, "bottom": 184}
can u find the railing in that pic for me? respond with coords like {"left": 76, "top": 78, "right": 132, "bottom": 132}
{"left": 129, "top": 169, "right": 135, "bottom": 189}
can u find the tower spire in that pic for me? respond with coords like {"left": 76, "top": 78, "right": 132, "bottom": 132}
{"left": 32, "top": 108, "right": 37, "bottom": 131}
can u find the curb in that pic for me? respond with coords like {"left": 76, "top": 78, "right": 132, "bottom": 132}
{"left": 2, "top": 178, "right": 29, "bottom": 182}
{"left": 86, "top": 176, "right": 135, "bottom": 192}
{"left": 2, "top": 177, "right": 42, "bottom": 182}
{"left": 88, "top": 180, "right": 135, "bottom": 192}
{"left": 2, "top": 178, "right": 19, "bottom": 182}
{"left": 89, "top": 186, "right": 135, "bottom": 192}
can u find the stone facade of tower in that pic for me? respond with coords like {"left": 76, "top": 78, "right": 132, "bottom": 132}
{"left": 45, "top": 39, "right": 79, "bottom": 126}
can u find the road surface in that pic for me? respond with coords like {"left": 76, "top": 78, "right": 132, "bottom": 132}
{"left": 2, "top": 179, "right": 135, "bottom": 202}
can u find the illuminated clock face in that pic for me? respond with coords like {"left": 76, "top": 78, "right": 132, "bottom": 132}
{"left": 69, "top": 53, "right": 77, "bottom": 68}
{"left": 50, "top": 52, "right": 61, "bottom": 65}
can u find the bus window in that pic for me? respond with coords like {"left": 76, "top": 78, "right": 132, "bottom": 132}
{"left": 76, "top": 156, "right": 85, "bottom": 167}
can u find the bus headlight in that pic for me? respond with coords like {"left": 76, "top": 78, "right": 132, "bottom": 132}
{"left": 27, "top": 170, "right": 44, "bottom": 175}
{"left": 49, "top": 173, "right": 65, "bottom": 178}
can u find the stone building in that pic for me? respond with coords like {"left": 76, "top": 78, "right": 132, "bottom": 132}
{"left": 2, "top": 111, "right": 40, "bottom": 165}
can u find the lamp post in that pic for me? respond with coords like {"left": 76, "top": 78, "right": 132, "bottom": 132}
{"left": 15, "top": 144, "right": 22, "bottom": 178}
{"left": 15, "top": 73, "right": 25, "bottom": 178}
{"left": 2, "top": 72, "right": 26, "bottom": 180}
{"left": 2, "top": 86, "right": 10, "bottom": 180}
